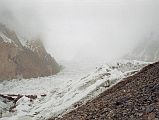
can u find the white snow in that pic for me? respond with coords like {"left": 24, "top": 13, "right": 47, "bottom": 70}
{"left": 0, "top": 60, "right": 149, "bottom": 120}
{"left": 0, "top": 30, "right": 38, "bottom": 52}
{"left": 0, "top": 32, "right": 14, "bottom": 44}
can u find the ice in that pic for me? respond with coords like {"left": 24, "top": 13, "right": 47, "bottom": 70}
{"left": 0, "top": 60, "right": 149, "bottom": 120}
{"left": 0, "top": 32, "right": 14, "bottom": 44}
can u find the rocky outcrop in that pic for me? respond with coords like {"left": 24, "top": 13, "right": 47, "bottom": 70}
{"left": 52, "top": 62, "right": 159, "bottom": 120}
{"left": 0, "top": 23, "right": 60, "bottom": 80}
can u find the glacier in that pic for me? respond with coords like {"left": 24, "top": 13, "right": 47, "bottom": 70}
{"left": 0, "top": 60, "right": 150, "bottom": 120}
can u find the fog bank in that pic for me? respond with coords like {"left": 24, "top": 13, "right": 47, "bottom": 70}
{"left": 0, "top": 0, "right": 159, "bottom": 61}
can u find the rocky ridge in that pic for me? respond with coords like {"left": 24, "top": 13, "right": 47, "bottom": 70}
{"left": 0, "top": 23, "right": 60, "bottom": 80}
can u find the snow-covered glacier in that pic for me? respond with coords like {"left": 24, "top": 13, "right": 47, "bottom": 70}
{"left": 0, "top": 60, "right": 150, "bottom": 120}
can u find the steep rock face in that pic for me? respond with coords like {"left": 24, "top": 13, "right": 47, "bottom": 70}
{"left": 0, "top": 42, "right": 18, "bottom": 80}
{"left": 0, "top": 23, "right": 60, "bottom": 80}
{"left": 125, "top": 33, "right": 159, "bottom": 62}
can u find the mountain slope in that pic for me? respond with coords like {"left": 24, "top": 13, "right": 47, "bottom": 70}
{"left": 125, "top": 33, "right": 159, "bottom": 62}
{"left": 53, "top": 62, "right": 159, "bottom": 120}
{"left": 0, "top": 23, "right": 60, "bottom": 80}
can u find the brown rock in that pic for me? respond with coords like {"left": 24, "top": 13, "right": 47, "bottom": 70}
{"left": 148, "top": 113, "right": 156, "bottom": 120}
{"left": 0, "top": 23, "right": 60, "bottom": 80}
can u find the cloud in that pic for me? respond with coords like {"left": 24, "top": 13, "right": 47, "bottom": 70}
{"left": 0, "top": 0, "right": 45, "bottom": 39}
{"left": 43, "top": 0, "right": 159, "bottom": 61}
{"left": 0, "top": 0, "right": 159, "bottom": 61}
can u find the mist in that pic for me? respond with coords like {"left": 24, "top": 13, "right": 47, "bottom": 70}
{"left": 0, "top": 0, "right": 159, "bottom": 62}
{"left": 0, "top": 0, "right": 45, "bottom": 39}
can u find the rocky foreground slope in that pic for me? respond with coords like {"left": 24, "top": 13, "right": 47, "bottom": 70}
{"left": 0, "top": 23, "right": 60, "bottom": 80}
{"left": 52, "top": 62, "right": 159, "bottom": 120}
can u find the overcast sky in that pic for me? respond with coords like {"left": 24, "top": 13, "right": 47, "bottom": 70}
{"left": 0, "top": 0, "right": 159, "bottom": 61}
